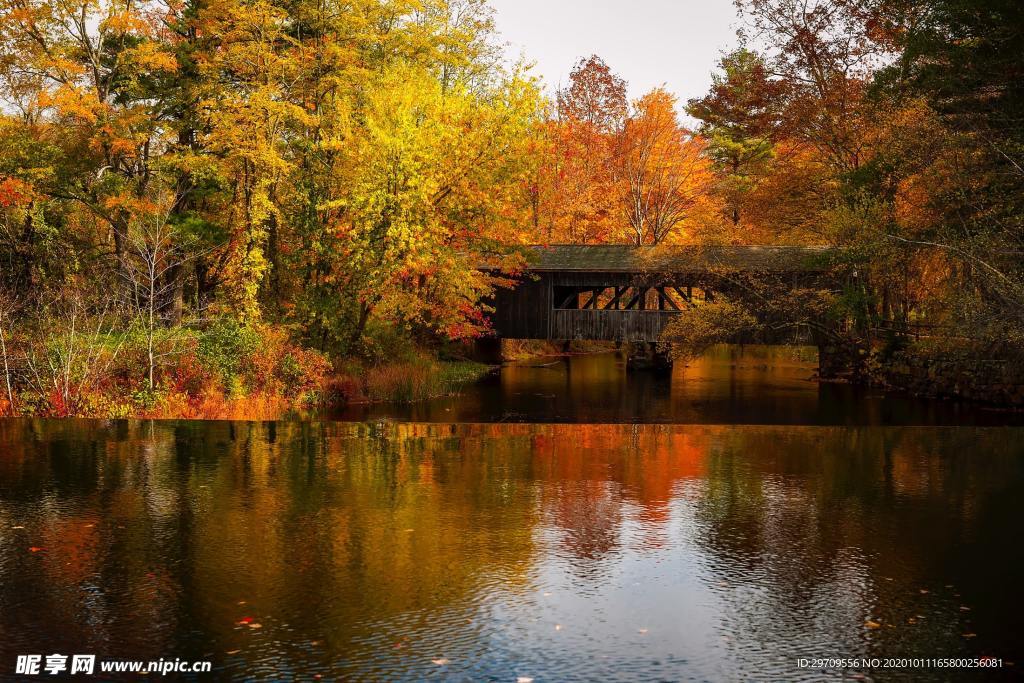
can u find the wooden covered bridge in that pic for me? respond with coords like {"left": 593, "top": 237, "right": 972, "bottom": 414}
{"left": 487, "top": 245, "right": 831, "bottom": 343}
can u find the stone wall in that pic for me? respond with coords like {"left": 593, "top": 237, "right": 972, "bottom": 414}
{"left": 878, "top": 351, "right": 1024, "bottom": 406}
{"left": 817, "top": 341, "right": 867, "bottom": 381}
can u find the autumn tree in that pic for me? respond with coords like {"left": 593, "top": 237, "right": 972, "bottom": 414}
{"left": 557, "top": 55, "right": 628, "bottom": 133}
{"left": 0, "top": 0, "right": 180, "bottom": 287}
{"left": 528, "top": 56, "right": 626, "bottom": 244}
{"left": 325, "top": 65, "right": 540, "bottom": 349}
{"left": 869, "top": 0, "right": 1024, "bottom": 339}
{"left": 192, "top": 0, "right": 312, "bottom": 322}
{"left": 732, "top": 0, "right": 907, "bottom": 336}
{"left": 687, "top": 49, "right": 787, "bottom": 231}
{"left": 727, "top": 0, "right": 1024, "bottom": 351}
{"left": 614, "top": 89, "right": 719, "bottom": 245}
{"left": 737, "top": 0, "right": 883, "bottom": 174}
{"left": 117, "top": 180, "right": 203, "bottom": 391}
{"left": 270, "top": 0, "right": 543, "bottom": 352}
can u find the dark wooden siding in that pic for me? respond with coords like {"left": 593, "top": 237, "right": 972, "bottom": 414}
{"left": 490, "top": 271, "right": 685, "bottom": 341}
{"left": 550, "top": 310, "right": 678, "bottom": 342}
{"left": 490, "top": 273, "right": 550, "bottom": 339}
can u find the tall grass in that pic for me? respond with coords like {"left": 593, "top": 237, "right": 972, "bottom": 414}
{"left": 349, "top": 357, "right": 490, "bottom": 404}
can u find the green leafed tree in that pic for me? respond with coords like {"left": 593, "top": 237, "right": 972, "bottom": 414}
{"left": 687, "top": 49, "right": 788, "bottom": 230}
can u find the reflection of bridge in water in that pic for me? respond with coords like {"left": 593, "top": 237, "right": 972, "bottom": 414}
{"left": 487, "top": 245, "right": 832, "bottom": 343}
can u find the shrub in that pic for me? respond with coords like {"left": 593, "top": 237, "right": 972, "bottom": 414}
{"left": 661, "top": 299, "right": 759, "bottom": 362}
{"left": 358, "top": 321, "right": 420, "bottom": 365}
{"left": 196, "top": 319, "right": 262, "bottom": 386}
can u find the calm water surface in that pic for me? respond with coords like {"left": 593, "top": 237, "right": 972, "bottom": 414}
{"left": 2, "top": 347, "right": 1023, "bottom": 681}
{"left": 333, "top": 346, "right": 1024, "bottom": 426}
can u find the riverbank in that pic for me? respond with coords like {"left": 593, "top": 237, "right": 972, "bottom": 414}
{"left": 0, "top": 319, "right": 492, "bottom": 420}
{"left": 0, "top": 356, "right": 492, "bottom": 421}
{"left": 872, "top": 341, "right": 1024, "bottom": 408}
{"left": 498, "top": 339, "right": 617, "bottom": 362}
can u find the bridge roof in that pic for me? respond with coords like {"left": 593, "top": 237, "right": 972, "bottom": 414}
{"left": 522, "top": 245, "right": 832, "bottom": 273}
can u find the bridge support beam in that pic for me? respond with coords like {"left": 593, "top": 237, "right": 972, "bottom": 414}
{"left": 625, "top": 342, "right": 674, "bottom": 373}
{"left": 472, "top": 336, "right": 504, "bottom": 364}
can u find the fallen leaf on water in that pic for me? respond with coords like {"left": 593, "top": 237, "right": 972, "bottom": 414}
{"left": 237, "top": 601, "right": 247, "bottom": 606}
{"left": 431, "top": 658, "right": 449, "bottom": 666}
{"left": 29, "top": 547, "right": 44, "bottom": 553}
{"left": 865, "top": 620, "right": 882, "bottom": 629}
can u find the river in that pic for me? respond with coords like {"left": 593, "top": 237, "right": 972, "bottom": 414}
{"left": 1, "top": 346, "right": 1021, "bottom": 681}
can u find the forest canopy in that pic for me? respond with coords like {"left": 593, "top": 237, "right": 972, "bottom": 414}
{"left": 0, "top": 0, "right": 1022, "bottom": 416}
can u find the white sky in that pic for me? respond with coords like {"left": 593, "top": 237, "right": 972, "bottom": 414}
{"left": 489, "top": 0, "right": 741, "bottom": 108}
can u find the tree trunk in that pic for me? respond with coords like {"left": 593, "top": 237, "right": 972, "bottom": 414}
{"left": 264, "top": 209, "right": 281, "bottom": 317}
{"left": 17, "top": 202, "right": 35, "bottom": 291}
{"left": 161, "top": 261, "right": 185, "bottom": 326}
{"left": 348, "top": 302, "right": 372, "bottom": 352}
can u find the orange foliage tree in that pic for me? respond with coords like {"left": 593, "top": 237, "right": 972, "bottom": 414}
{"left": 529, "top": 56, "right": 625, "bottom": 244}
{"left": 614, "top": 89, "right": 721, "bottom": 245}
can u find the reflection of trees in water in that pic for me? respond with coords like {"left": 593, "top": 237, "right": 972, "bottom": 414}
{"left": 543, "top": 480, "right": 624, "bottom": 570}
{"left": 526, "top": 425, "right": 707, "bottom": 569}
{"left": 0, "top": 421, "right": 547, "bottom": 673}
{"left": 2, "top": 420, "right": 1023, "bottom": 675}
{"left": 691, "top": 427, "right": 1024, "bottom": 667}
